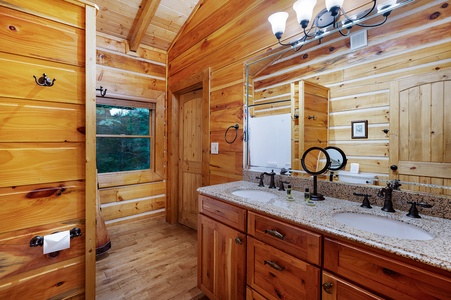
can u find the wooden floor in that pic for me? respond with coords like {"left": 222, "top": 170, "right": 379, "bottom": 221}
{"left": 96, "top": 216, "right": 207, "bottom": 300}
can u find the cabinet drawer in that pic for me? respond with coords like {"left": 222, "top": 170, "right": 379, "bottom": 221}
{"left": 246, "top": 286, "right": 266, "bottom": 300}
{"left": 324, "top": 238, "right": 451, "bottom": 300}
{"left": 322, "top": 271, "right": 384, "bottom": 300}
{"left": 248, "top": 212, "right": 321, "bottom": 265}
{"left": 199, "top": 195, "right": 246, "bottom": 232}
{"left": 247, "top": 237, "right": 320, "bottom": 300}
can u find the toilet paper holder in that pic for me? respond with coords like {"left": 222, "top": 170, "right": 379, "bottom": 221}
{"left": 29, "top": 227, "right": 82, "bottom": 257}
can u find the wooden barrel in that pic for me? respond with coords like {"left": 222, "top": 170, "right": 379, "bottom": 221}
{"left": 96, "top": 174, "right": 111, "bottom": 256}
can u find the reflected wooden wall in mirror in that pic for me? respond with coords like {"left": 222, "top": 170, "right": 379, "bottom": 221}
{"left": 244, "top": 0, "right": 451, "bottom": 196}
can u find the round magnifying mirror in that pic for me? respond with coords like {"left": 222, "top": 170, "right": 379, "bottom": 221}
{"left": 325, "top": 146, "right": 347, "bottom": 171}
{"left": 301, "top": 147, "right": 331, "bottom": 176}
{"left": 301, "top": 147, "right": 331, "bottom": 201}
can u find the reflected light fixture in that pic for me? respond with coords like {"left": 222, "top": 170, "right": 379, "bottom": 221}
{"left": 268, "top": 0, "right": 413, "bottom": 51}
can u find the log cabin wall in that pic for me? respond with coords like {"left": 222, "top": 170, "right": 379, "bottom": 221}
{"left": 168, "top": 0, "right": 450, "bottom": 193}
{"left": 0, "top": 0, "right": 97, "bottom": 298}
{"left": 95, "top": 33, "right": 168, "bottom": 224}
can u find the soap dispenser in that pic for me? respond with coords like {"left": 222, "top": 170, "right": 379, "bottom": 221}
{"left": 286, "top": 185, "right": 294, "bottom": 201}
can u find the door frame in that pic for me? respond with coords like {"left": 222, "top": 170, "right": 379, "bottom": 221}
{"left": 167, "top": 68, "right": 210, "bottom": 224}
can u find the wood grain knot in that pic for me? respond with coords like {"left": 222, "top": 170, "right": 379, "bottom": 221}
{"left": 8, "top": 25, "right": 17, "bottom": 31}
{"left": 430, "top": 12, "right": 441, "bottom": 20}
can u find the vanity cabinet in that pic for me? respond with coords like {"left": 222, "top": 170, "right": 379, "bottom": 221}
{"left": 324, "top": 238, "right": 451, "bottom": 300}
{"left": 198, "top": 192, "right": 451, "bottom": 300}
{"left": 247, "top": 212, "right": 321, "bottom": 300}
{"left": 198, "top": 195, "right": 247, "bottom": 300}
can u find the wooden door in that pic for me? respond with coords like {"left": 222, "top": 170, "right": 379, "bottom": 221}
{"left": 179, "top": 89, "right": 203, "bottom": 229}
{"left": 390, "top": 70, "right": 451, "bottom": 194}
{"left": 198, "top": 214, "right": 246, "bottom": 300}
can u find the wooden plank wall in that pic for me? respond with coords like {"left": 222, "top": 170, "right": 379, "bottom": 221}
{"left": 0, "top": 1, "right": 96, "bottom": 298}
{"left": 96, "top": 33, "right": 168, "bottom": 224}
{"left": 168, "top": 0, "right": 451, "bottom": 191}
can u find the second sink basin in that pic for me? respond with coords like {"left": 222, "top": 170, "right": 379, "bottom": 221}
{"left": 333, "top": 212, "right": 434, "bottom": 241}
{"left": 231, "top": 189, "right": 278, "bottom": 202}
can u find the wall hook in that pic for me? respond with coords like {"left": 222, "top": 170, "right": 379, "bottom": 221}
{"left": 307, "top": 115, "right": 316, "bottom": 120}
{"left": 33, "top": 73, "right": 56, "bottom": 87}
{"left": 382, "top": 129, "right": 389, "bottom": 134}
{"left": 96, "top": 86, "right": 107, "bottom": 97}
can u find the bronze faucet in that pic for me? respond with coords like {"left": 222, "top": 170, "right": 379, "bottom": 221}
{"left": 377, "top": 182, "right": 396, "bottom": 212}
{"left": 263, "top": 170, "right": 276, "bottom": 189}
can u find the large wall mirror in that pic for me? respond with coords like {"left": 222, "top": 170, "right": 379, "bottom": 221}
{"left": 244, "top": 1, "right": 451, "bottom": 197}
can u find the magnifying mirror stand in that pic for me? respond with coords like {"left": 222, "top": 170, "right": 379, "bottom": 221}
{"left": 310, "top": 175, "right": 325, "bottom": 201}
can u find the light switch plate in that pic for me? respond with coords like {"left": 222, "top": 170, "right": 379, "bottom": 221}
{"left": 211, "top": 142, "right": 219, "bottom": 154}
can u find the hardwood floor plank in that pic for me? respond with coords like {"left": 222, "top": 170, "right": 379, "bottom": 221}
{"left": 96, "top": 216, "right": 206, "bottom": 299}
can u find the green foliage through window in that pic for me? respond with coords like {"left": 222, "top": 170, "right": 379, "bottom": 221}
{"left": 96, "top": 103, "right": 153, "bottom": 173}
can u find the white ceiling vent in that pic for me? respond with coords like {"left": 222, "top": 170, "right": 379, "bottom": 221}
{"left": 350, "top": 30, "right": 368, "bottom": 50}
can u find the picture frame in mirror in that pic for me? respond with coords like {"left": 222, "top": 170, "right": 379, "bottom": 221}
{"left": 351, "top": 120, "right": 368, "bottom": 139}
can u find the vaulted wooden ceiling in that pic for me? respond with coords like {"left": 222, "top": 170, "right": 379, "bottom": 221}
{"left": 92, "top": 0, "right": 201, "bottom": 52}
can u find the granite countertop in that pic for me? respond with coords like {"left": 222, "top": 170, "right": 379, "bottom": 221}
{"left": 198, "top": 180, "right": 451, "bottom": 272}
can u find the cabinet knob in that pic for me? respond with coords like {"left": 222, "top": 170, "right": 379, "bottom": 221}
{"left": 390, "top": 165, "right": 398, "bottom": 171}
{"left": 234, "top": 237, "right": 242, "bottom": 245}
{"left": 322, "top": 282, "right": 334, "bottom": 294}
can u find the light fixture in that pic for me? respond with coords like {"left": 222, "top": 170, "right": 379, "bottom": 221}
{"left": 268, "top": 0, "right": 414, "bottom": 51}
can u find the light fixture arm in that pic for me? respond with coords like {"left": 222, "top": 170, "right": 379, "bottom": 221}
{"left": 353, "top": 16, "right": 389, "bottom": 28}
{"left": 268, "top": 0, "right": 414, "bottom": 52}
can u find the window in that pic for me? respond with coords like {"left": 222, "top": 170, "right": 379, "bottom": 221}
{"left": 96, "top": 99, "right": 155, "bottom": 174}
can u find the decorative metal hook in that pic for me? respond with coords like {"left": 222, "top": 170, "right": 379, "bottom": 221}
{"left": 33, "top": 73, "right": 56, "bottom": 87}
{"left": 308, "top": 115, "right": 316, "bottom": 120}
{"left": 96, "top": 86, "right": 107, "bottom": 97}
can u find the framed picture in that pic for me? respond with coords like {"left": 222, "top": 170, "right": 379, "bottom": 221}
{"left": 351, "top": 120, "right": 368, "bottom": 139}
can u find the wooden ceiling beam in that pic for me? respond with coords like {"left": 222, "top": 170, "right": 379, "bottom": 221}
{"left": 129, "top": 0, "right": 161, "bottom": 52}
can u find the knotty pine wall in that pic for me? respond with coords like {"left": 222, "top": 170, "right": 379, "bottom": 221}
{"left": 168, "top": 0, "right": 450, "bottom": 190}
{"left": 96, "top": 33, "right": 168, "bottom": 224}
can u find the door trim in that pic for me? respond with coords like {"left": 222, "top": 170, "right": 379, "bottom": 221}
{"left": 167, "top": 68, "right": 210, "bottom": 224}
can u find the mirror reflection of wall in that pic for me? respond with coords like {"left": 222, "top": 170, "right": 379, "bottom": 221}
{"left": 243, "top": 1, "right": 451, "bottom": 196}
{"left": 248, "top": 113, "right": 291, "bottom": 170}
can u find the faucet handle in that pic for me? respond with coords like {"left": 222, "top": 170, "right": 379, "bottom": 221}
{"left": 256, "top": 173, "right": 265, "bottom": 187}
{"left": 406, "top": 201, "right": 433, "bottom": 218}
{"left": 278, "top": 181, "right": 290, "bottom": 191}
{"left": 353, "top": 192, "right": 372, "bottom": 209}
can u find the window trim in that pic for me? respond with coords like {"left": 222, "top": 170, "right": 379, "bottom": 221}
{"left": 96, "top": 95, "right": 165, "bottom": 188}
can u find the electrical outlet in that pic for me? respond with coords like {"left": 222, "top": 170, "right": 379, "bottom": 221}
{"left": 211, "top": 142, "right": 219, "bottom": 154}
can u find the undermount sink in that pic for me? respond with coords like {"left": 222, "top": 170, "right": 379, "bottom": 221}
{"left": 231, "top": 189, "right": 278, "bottom": 202}
{"left": 333, "top": 212, "right": 434, "bottom": 241}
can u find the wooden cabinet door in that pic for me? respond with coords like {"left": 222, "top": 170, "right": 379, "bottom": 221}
{"left": 198, "top": 214, "right": 246, "bottom": 300}
{"left": 390, "top": 69, "right": 451, "bottom": 194}
{"left": 322, "top": 271, "right": 384, "bottom": 300}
